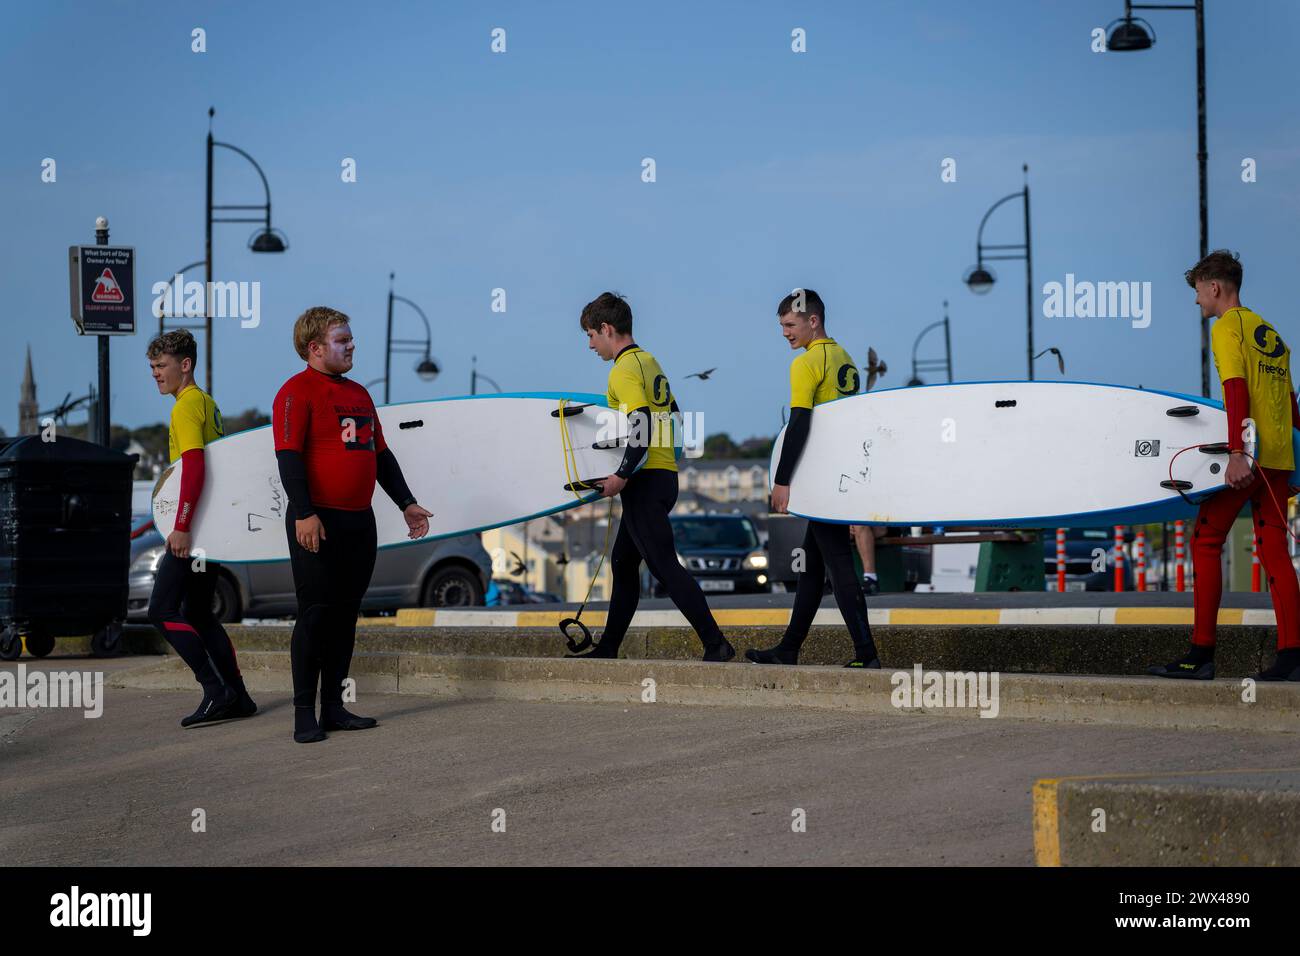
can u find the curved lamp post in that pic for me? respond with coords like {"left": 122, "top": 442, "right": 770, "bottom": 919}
{"left": 908, "top": 300, "right": 954, "bottom": 387}
{"left": 155, "top": 259, "right": 205, "bottom": 335}
{"left": 384, "top": 272, "right": 440, "bottom": 404}
{"left": 964, "top": 164, "right": 1033, "bottom": 379}
{"left": 1106, "top": 0, "right": 1209, "bottom": 396}
{"left": 471, "top": 355, "right": 503, "bottom": 395}
{"left": 206, "top": 107, "right": 288, "bottom": 398}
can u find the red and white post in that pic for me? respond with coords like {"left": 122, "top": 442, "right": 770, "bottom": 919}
{"left": 1056, "top": 528, "right": 1066, "bottom": 592}
{"left": 1135, "top": 528, "right": 1147, "bottom": 592}
{"left": 1113, "top": 525, "right": 1125, "bottom": 592}
{"left": 1252, "top": 530, "right": 1261, "bottom": 592}
{"left": 1174, "top": 519, "right": 1186, "bottom": 592}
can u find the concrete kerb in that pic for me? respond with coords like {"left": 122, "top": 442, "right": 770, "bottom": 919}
{"left": 1034, "top": 768, "right": 1300, "bottom": 866}
{"left": 112, "top": 637, "right": 1300, "bottom": 734}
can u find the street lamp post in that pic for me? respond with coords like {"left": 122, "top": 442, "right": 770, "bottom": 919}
{"left": 964, "top": 164, "right": 1034, "bottom": 380}
{"left": 205, "top": 107, "right": 288, "bottom": 399}
{"left": 470, "top": 356, "right": 503, "bottom": 395}
{"left": 384, "top": 272, "right": 440, "bottom": 404}
{"left": 908, "top": 300, "right": 954, "bottom": 387}
{"left": 1106, "top": 0, "right": 1209, "bottom": 396}
{"left": 156, "top": 259, "right": 205, "bottom": 335}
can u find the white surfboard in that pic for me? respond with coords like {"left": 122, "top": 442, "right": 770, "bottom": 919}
{"left": 771, "top": 381, "right": 1298, "bottom": 528}
{"left": 152, "top": 392, "right": 631, "bottom": 562}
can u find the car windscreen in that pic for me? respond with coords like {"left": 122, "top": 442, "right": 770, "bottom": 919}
{"left": 671, "top": 518, "right": 758, "bottom": 550}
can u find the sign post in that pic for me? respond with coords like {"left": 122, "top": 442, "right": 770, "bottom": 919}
{"left": 68, "top": 218, "right": 135, "bottom": 444}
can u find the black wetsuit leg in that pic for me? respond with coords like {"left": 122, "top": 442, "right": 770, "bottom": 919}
{"left": 287, "top": 506, "right": 378, "bottom": 710}
{"left": 779, "top": 520, "right": 877, "bottom": 660}
{"left": 320, "top": 508, "right": 378, "bottom": 707}
{"left": 181, "top": 560, "right": 247, "bottom": 694}
{"left": 619, "top": 469, "right": 725, "bottom": 649}
{"left": 593, "top": 519, "right": 644, "bottom": 656}
{"left": 148, "top": 551, "right": 224, "bottom": 694}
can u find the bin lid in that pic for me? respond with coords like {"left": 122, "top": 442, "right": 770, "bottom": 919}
{"left": 0, "top": 434, "right": 137, "bottom": 465}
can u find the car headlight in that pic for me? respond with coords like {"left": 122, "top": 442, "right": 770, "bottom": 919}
{"left": 743, "top": 552, "right": 768, "bottom": 569}
{"left": 132, "top": 546, "right": 166, "bottom": 574}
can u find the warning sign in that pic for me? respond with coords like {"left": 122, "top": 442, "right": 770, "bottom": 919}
{"left": 68, "top": 245, "right": 135, "bottom": 334}
{"left": 91, "top": 268, "right": 125, "bottom": 303}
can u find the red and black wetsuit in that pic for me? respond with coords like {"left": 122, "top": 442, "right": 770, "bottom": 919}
{"left": 272, "top": 367, "right": 415, "bottom": 714}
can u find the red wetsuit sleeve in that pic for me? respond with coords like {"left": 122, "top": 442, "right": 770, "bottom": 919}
{"left": 272, "top": 376, "right": 310, "bottom": 452}
{"left": 373, "top": 407, "right": 388, "bottom": 454}
{"left": 174, "top": 448, "right": 205, "bottom": 532}
{"left": 1224, "top": 378, "right": 1249, "bottom": 453}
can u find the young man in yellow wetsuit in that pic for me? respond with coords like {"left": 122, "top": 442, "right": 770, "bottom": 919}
{"left": 747, "top": 289, "right": 881, "bottom": 668}
{"left": 1149, "top": 251, "right": 1300, "bottom": 681}
{"left": 146, "top": 330, "right": 256, "bottom": 725}
{"left": 572, "top": 292, "right": 735, "bottom": 661}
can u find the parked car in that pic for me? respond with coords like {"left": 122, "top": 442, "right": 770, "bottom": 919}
{"left": 657, "top": 513, "right": 769, "bottom": 596}
{"left": 127, "top": 518, "right": 492, "bottom": 622}
{"left": 491, "top": 580, "right": 562, "bottom": 605}
{"left": 1043, "top": 527, "right": 1135, "bottom": 592}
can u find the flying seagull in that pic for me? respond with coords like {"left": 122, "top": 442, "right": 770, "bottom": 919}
{"left": 863, "top": 348, "right": 888, "bottom": 392}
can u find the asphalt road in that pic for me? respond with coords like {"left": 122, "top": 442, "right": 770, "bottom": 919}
{"left": 4, "top": 657, "right": 1300, "bottom": 866}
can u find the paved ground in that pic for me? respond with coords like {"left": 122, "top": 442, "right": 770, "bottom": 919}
{"left": 5, "top": 656, "right": 1300, "bottom": 866}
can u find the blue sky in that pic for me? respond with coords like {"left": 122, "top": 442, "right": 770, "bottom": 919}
{"left": 4, "top": 0, "right": 1299, "bottom": 439}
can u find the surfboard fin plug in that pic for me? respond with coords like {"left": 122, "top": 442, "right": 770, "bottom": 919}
{"left": 1166, "top": 405, "right": 1201, "bottom": 417}
{"left": 551, "top": 403, "right": 594, "bottom": 418}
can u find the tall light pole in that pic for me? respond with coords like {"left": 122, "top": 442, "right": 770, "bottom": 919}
{"left": 1106, "top": 0, "right": 1209, "bottom": 396}
{"left": 205, "top": 107, "right": 288, "bottom": 398}
{"left": 908, "top": 300, "right": 954, "bottom": 387}
{"left": 471, "top": 356, "right": 503, "bottom": 395}
{"left": 384, "top": 272, "right": 440, "bottom": 404}
{"left": 155, "top": 259, "right": 205, "bottom": 335}
{"left": 963, "top": 164, "right": 1034, "bottom": 380}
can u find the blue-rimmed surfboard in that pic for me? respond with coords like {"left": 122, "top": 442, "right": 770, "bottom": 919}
{"left": 151, "top": 392, "right": 630, "bottom": 563}
{"left": 770, "top": 381, "right": 1299, "bottom": 529}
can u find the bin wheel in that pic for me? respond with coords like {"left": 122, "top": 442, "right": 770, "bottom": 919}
{"left": 91, "top": 623, "right": 125, "bottom": 657}
{"left": 24, "top": 628, "right": 55, "bottom": 659}
{"left": 0, "top": 628, "right": 23, "bottom": 661}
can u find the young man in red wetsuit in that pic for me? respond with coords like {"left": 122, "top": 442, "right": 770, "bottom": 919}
{"left": 273, "top": 307, "right": 433, "bottom": 743}
{"left": 1149, "top": 251, "right": 1300, "bottom": 681}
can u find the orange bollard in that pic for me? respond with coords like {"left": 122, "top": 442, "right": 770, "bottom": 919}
{"left": 1056, "top": 528, "right": 1066, "bottom": 592}
{"left": 1175, "top": 520, "right": 1186, "bottom": 592}
{"left": 1252, "top": 530, "right": 1261, "bottom": 592}
{"left": 1113, "top": 525, "right": 1125, "bottom": 592}
{"left": 1136, "top": 528, "right": 1146, "bottom": 592}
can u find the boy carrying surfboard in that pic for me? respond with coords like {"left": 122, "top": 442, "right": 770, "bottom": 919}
{"left": 571, "top": 292, "right": 735, "bottom": 662}
{"left": 146, "top": 330, "right": 257, "bottom": 726}
{"left": 272, "top": 307, "right": 433, "bottom": 743}
{"left": 1149, "top": 251, "right": 1300, "bottom": 681}
{"left": 747, "top": 289, "right": 881, "bottom": 668}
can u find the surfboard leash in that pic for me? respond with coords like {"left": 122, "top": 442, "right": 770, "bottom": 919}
{"left": 1166, "top": 443, "right": 1300, "bottom": 545}
{"left": 557, "top": 398, "right": 616, "bottom": 653}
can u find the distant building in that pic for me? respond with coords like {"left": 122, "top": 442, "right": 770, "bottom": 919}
{"left": 679, "top": 457, "right": 769, "bottom": 505}
{"left": 18, "top": 346, "right": 38, "bottom": 435}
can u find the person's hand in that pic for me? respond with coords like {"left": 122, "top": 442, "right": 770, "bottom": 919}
{"left": 598, "top": 474, "right": 626, "bottom": 498}
{"left": 296, "top": 514, "right": 325, "bottom": 552}
{"left": 771, "top": 484, "right": 790, "bottom": 514}
{"left": 1226, "top": 452, "right": 1254, "bottom": 490}
{"left": 166, "top": 529, "right": 191, "bottom": 558}
{"left": 403, "top": 503, "right": 433, "bottom": 539}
